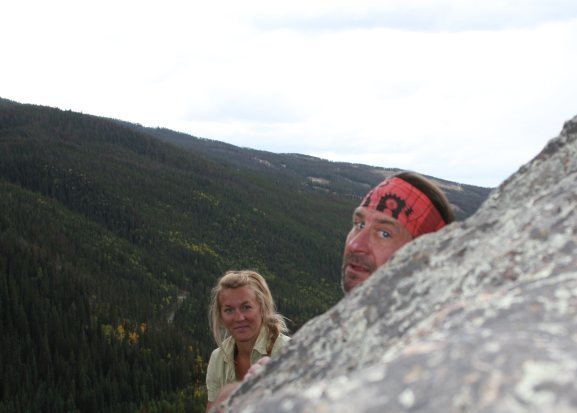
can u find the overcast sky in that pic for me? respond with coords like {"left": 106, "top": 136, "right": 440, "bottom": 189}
{"left": 2, "top": 0, "right": 577, "bottom": 187}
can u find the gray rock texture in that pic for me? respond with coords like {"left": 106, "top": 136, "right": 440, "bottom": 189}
{"left": 221, "top": 115, "right": 577, "bottom": 413}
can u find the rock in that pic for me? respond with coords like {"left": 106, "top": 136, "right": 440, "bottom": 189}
{"left": 222, "top": 115, "right": 577, "bottom": 413}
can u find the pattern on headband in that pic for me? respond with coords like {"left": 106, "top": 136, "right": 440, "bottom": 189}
{"left": 360, "top": 177, "right": 445, "bottom": 237}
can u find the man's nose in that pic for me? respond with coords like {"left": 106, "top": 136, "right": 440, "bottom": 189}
{"left": 347, "top": 228, "right": 371, "bottom": 253}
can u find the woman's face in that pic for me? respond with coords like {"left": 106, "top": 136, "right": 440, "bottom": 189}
{"left": 219, "top": 285, "right": 262, "bottom": 345}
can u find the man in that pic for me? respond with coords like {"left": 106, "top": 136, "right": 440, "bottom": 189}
{"left": 341, "top": 171, "right": 455, "bottom": 293}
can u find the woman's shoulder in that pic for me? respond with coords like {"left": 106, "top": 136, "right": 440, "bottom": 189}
{"left": 209, "top": 336, "right": 235, "bottom": 361}
{"left": 278, "top": 332, "right": 291, "bottom": 343}
{"left": 209, "top": 346, "right": 222, "bottom": 358}
{"left": 271, "top": 332, "right": 291, "bottom": 354}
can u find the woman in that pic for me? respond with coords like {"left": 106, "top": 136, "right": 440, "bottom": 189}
{"left": 205, "top": 270, "right": 290, "bottom": 412}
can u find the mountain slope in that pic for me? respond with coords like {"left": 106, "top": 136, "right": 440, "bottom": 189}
{"left": 0, "top": 100, "right": 491, "bottom": 412}
{"left": 0, "top": 102, "right": 354, "bottom": 412}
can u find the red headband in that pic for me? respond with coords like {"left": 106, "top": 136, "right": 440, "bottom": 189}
{"left": 360, "top": 177, "right": 446, "bottom": 237}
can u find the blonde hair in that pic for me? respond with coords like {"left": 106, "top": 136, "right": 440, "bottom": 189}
{"left": 209, "top": 270, "right": 288, "bottom": 354}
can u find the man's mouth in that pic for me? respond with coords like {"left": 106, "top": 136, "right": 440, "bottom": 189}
{"left": 343, "top": 254, "right": 374, "bottom": 275}
{"left": 341, "top": 255, "right": 375, "bottom": 293}
{"left": 347, "top": 263, "right": 370, "bottom": 273}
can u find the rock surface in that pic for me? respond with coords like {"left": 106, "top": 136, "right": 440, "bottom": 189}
{"left": 222, "top": 115, "right": 577, "bottom": 413}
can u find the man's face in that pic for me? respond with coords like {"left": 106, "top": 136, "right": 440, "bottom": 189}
{"left": 341, "top": 206, "right": 413, "bottom": 293}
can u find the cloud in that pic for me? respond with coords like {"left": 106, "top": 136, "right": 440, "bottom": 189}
{"left": 183, "top": 92, "right": 304, "bottom": 123}
{"left": 249, "top": 0, "right": 577, "bottom": 32}
{"left": 2, "top": 0, "right": 577, "bottom": 187}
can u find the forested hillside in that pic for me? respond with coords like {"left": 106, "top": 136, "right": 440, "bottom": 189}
{"left": 0, "top": 100, "right": 491, "bottom": 412}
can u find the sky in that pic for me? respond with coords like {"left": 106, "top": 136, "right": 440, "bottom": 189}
{"left": 2, "top": 0, "right": 577, "bottom": 187}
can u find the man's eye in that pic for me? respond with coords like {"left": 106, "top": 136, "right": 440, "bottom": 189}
{"left": 379, "top": 230, "right": 391, "bottom": 239}
{"left": 353, "top": 222, "right": 365, "bottom": 230}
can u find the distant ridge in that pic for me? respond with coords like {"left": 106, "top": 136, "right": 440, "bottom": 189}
{"left": 0, "top": 96, "right": 20, "bottom": 106}
{"left": 118, "top": 122, "right": 492, "bottom": 220}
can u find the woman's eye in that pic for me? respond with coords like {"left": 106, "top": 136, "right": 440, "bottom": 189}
{"left": 241, "top": 305, "right": 252, "bottom": 312}
{"left": 224, "top": 308, "right": 234, "bottom": 314}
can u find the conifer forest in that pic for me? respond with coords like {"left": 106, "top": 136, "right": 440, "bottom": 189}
{"left": 0, "top": 100, "right": 491, "bottom": 412}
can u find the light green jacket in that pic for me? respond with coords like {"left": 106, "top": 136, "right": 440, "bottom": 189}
{"left": 206, "top": 326, "right": 290, "bottom": 402}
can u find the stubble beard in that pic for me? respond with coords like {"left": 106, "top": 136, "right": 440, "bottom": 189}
{"left": 341, "top": 252, "right": 376, "bottom": 293}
